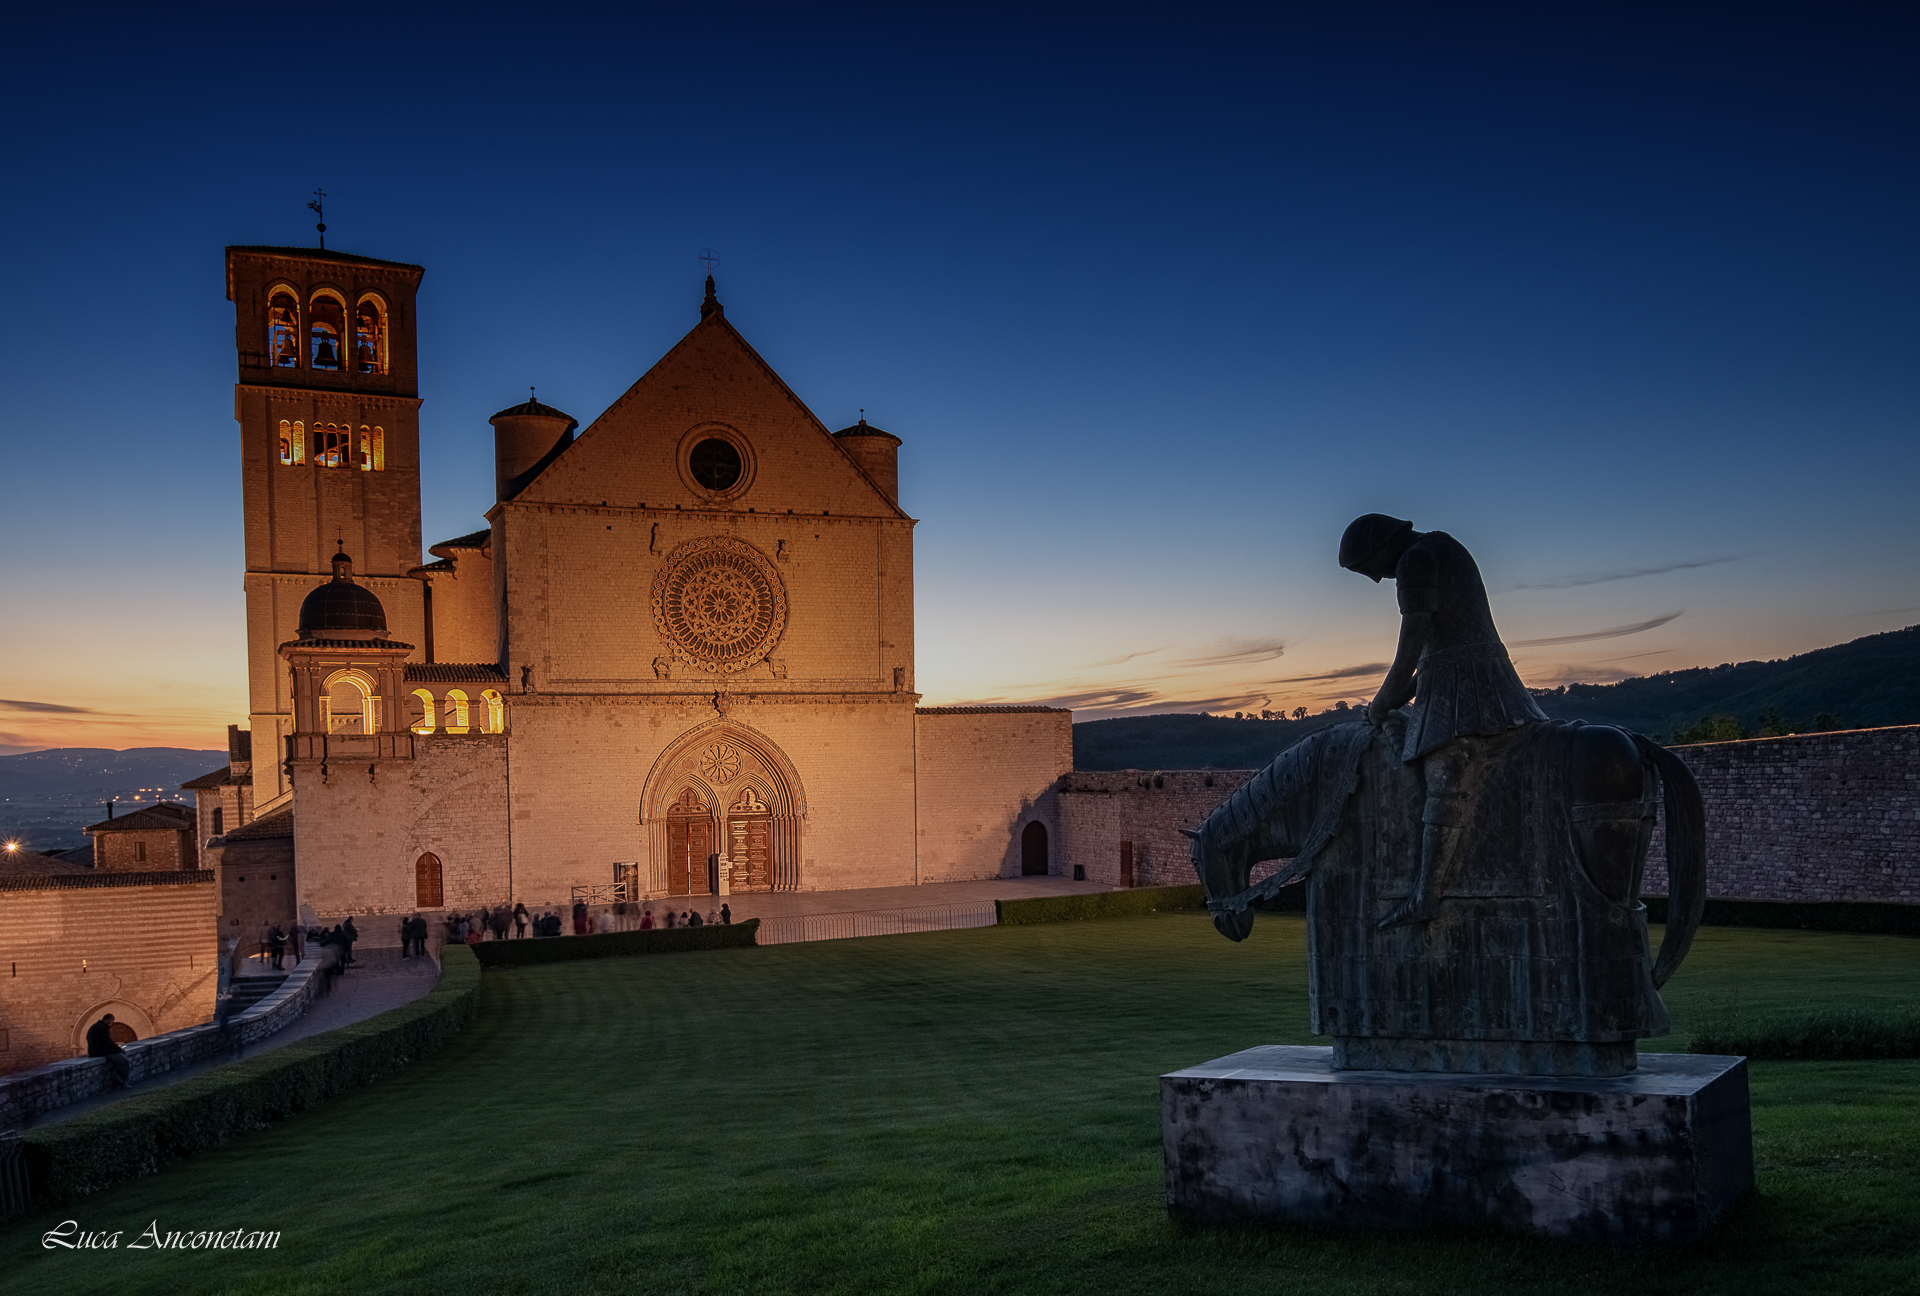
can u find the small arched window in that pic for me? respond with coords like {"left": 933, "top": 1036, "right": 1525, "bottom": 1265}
{"left": 410, "top": 689, "right": 436, "bottom": 734}
{"left": 279, "top": 419, "right": 294, "bottom": 465}
{"left": 359, "top": 426, "right": 371, "bottom": 471}
{"left": 309, "top": 293, "right": 346, "bottom": 370}
{"left": 481, "top": 689, "right": 505, "bottom": 733}
{"left": 370, "top": 427, "right": 385, "bottom": 471}
{"left": 444, "top": 689, "right": 470, "bottom": 734}
{"left": 416, "top": 853, "right": 444, "bottom": 908}
{"left": 267, "top": 289, "right": 301, "bottom": 367}
{"left": 291, "top": 420, "right": 306, "bottom": 464}
{"left": 323, "top": 670, "right": 374, "bottom": 734}
{"left": 354, "top": 296, "right": 388, "bottom": 374}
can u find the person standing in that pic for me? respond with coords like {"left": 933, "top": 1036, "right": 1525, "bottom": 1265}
{"left": 640, "top": 907, "right": 654, "bottom": 930}
{"left": 719, "top": 903, "right": 732, "bottom": 926}
{"left": 513, "top": 901, "right": 529, "bottom": 939}
{"left": 268, "top": 923, "right": 288, "bottom": 971}
{"left": 342, "top": 916, "right": 359, "bottom": 965}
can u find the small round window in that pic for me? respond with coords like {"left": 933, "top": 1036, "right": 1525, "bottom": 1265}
{"left": 690, "top": 438, "right": 743, "bottom": 491}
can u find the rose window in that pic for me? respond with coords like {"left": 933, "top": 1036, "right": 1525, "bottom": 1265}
{"left": 651, "top": 538, "right": 788, "bottom": 674}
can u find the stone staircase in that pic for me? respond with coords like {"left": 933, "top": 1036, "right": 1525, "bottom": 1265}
{"left": 230, "top": 975, "right": 286, "bottom": 1013}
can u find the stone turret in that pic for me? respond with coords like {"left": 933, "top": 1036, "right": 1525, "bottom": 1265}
{"left": 491, "top": 396, "right": 577, "bottom": 502}
{"left": 832, "top": 417, "right": 902, "bottom": 507}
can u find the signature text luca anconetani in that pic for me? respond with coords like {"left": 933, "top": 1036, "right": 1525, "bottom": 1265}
{"left": 42, "top": 1219, "right": 281, "bottom": 1250}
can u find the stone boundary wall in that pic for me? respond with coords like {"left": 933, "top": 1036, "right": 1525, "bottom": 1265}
{"left": 1644, "top": 724, "right": 1920, "bottom": 904}
{"left": 0, "top": 952, "right": 329, "bottom": 1129}
{"left": 1057, "top": 771, "right": 1254, "bottom": 889}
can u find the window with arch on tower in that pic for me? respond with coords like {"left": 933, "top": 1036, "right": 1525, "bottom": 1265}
{"left": 309, "top": 294, "right": 346, "bottom": 370}
{"left": 354, "top": 297, "right": 388, "bottom": 374}
{"left": 279, "top": 420, "right": 307, "bottom": 465}
{"left": 268, "top": 290, "right": 301, "bottom": 367}
{"left": 356, "top": 425, "right": 386, "bottom": 472}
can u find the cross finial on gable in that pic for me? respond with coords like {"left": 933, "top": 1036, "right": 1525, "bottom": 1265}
{"left": 701, "top": 275, "right": 723, "bottom": 320}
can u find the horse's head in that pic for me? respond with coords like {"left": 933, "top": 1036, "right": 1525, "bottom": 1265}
{"left": 1184, "top": 826, "right": 1256, "bottom": 942}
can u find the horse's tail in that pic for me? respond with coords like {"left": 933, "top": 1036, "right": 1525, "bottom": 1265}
{"left": 1633, "top": 735, "right": 1708, "bottom": 988}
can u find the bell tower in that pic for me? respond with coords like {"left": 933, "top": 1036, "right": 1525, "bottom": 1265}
{"left": 225, "top": 245, "right": 428, "bottom": 806}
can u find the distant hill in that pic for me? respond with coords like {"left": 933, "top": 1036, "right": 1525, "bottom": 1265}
{"left": 0, "top": 747, "right": 226, "bottom": 850}
{"left": 1072, "top": 625, "right": 1920, "bottom": 771}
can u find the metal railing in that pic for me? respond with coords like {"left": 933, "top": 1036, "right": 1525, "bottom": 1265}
{"left": 0, "top": 1130, "right": 28, "bottom": 1222}
{"left": 570, "top": 882, "right": 630, "bottom": 905}
{"left": 754, "top": 902, "right": 997, "bottom": 947}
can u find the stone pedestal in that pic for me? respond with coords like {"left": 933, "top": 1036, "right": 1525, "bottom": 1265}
{"left": 1162, "top": 1045, "right": 1752, "bottom": 1245}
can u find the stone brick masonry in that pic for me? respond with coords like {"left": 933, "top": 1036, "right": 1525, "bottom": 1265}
{"left": 1059, "top": 724, "right": 1920, "bottom": 906}
{"left": 1644, "top": 725, "right": 1920, "bottom": 904}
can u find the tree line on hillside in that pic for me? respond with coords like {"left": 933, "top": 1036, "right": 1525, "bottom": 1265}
{"left": 1073, "top": 625, "right": 1919, "bottom": 770}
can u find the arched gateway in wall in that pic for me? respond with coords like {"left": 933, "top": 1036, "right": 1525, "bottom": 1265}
{"left": 640, "top": 721, "right": 807, "bottom": 896}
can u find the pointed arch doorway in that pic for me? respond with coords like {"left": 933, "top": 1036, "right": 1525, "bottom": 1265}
{"left": 642, "top": 723, "right": 807, "bottom": 896}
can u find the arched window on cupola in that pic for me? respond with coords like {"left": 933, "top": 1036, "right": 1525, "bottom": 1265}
{"left": 322, "top": 670, "right": 375, "bottom": 734}
{"left": 481, "top": 689, "right": 505, "bottom": 733}
{"left": 309, "top": 292, "right": 346, "bottom": 370}
{"left": 267, "top": 289, "right": 301, "bottom": 367}
{"left": 354, "top": 296, "right": 388, "bottom": 374}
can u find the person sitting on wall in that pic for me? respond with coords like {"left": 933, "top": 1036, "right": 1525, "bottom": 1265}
{"left": 85, "top": 1013, "right": 132, "bottom": 1089}
{"left": 688, "top": 909, "right": 704, "bottom": 928}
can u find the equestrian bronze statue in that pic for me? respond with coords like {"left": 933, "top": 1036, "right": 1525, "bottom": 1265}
{"left": 1186, "top": 516, "right": 1707, "bottom": 1077}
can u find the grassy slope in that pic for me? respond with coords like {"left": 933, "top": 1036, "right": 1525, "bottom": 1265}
{"left": 8, "top": 917, "right": 1920, "bottom": 1295}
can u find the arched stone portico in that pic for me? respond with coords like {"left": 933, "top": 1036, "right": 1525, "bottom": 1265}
{"left": 639, "top": 720, "right": 807, "bottom": 896}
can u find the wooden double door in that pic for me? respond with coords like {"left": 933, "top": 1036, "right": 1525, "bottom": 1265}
{"left": 665, "top": 787, "right": 773, "bottom": 895}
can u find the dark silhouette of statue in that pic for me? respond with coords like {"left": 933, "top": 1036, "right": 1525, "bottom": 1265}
{"left": 1186, "top": 516, "right": 1708, "bottom": 1076}
{"left": 1337, "top": 515, "right": 1548, "bottom": 927}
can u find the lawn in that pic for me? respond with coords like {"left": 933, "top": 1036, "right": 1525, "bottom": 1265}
{"left": 8, "top": 914, "right": 1920, "bottom": 1295}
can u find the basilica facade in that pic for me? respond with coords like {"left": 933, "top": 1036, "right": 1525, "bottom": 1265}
{"left": 197, "top": 245, "right": 1069, "bottom": 927}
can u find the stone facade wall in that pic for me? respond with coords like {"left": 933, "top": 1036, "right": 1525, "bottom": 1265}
{"left": 913, "top": 709, "right": 1072, "bottom": 882}
{"left": 0, "top": 873, "right": 218, "bottom": 1075}
{"left": 292, "top": 737, "right": 509, "bottom": 926}
{"left": 1643, "top": 725, "right": 1920, "bottom": 903}
{"left": 1058, "top": 771, "right": 1253, "bottom": 889}
{"left": 422, "top": 544, "right": 497, "bottom": 665}
{"left": 94, "top": 824, "right": 197, "bottom": 872}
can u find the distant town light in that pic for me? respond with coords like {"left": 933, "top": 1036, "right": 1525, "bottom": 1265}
{"left": 4, "top": 840, "right": 18, "bottom": 853}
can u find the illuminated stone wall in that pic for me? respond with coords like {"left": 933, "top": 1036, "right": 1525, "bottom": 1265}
{"left": 914, "top": 708, "right": 1072, "bottom": 882}
{"left": 0, "top": 872, "right": 218, "bottom": 1075}
{"left": 1058, "top": 771, "right": 1253, "bottom": 888}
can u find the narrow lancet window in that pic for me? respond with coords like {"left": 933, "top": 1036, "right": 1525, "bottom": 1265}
{"left": 279, "top": 420, "right": 294, "bottom": 465}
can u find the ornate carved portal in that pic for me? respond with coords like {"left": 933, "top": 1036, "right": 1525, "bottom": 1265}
{"left": 644, "top": 727, "right": 805, "bottom": 896}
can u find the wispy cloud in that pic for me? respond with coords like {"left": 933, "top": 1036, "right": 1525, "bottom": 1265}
{"left": 1081, "top": 646, "right": 1172, "bottom": 668}
{"left": 1171, "top": 638, "right": 1289, "bottom": 668}
{"left": 1510, "top": 612, "right": 1682, "bottom": 648}
{"left": 1272, "top": 662, "right": 1390, "bottom": 684}
{"left": 1505, "top": 556, "right": 1744, "bottom": 591}
{"left": 0, "top": 699, "right": 93, "bottom": 714}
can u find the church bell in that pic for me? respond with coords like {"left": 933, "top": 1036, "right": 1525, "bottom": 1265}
{"left": 314, "top": 333, "right": 338, "bottom": 367}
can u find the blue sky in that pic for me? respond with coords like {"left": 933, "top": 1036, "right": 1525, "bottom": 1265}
{"left": 1, "top": 3, "right": 1914, "bottom": 750}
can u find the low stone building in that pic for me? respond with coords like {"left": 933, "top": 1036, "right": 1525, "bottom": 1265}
{"left": 0, "top": 862, "right": 218, "bottom": 1075}
{"left": 84, "top": 802, "right": 198, "bottom": 872}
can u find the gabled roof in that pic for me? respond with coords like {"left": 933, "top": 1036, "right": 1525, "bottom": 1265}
{"left": 0, "top": 848, "right": 94, "bottom": 878}
{"left": 516, "top": 291, "right": 912, "bottom": 521}
{"left": 225, "top": 245, "right": 424, "bottom": 272}
{"left": 84, "top": 803, "right": 195, "bottom": 834}
{"left": 223, "top": 805, "right": 294, "bottom": 842}
{"left": 406, "top": 663, "right": 510, "bottom": 683}
{"left": 181, "top": 765, "right": 232, "bottom": 790}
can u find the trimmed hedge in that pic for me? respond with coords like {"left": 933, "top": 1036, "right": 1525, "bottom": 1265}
{"left": 24, "top": 944, "right": 482, "bottom": 1204}
{"left": 1692, "top": 1009, "right": 1920, "bottom": 1060}
{"left": 1644, "top": 896, "right": 1920, "bottom": 936}
{"left": 468, "top": 919, "right": 760, "bottom": 969}
{"left": 996, "top": 885, "right": 1206, "bottom": 925}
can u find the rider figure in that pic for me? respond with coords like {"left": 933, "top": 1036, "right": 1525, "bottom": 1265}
{"left": 1339, "top": 514, "right": 1547, "bottom": 927}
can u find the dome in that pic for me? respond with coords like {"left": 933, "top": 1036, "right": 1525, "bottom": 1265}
{"left": 297, "top": 552, "right": 389, "bottom": 639}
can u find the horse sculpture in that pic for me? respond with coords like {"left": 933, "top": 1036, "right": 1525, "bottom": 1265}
{"left": 1185, "top": 710, "right": 1708, "bottom": 1076}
